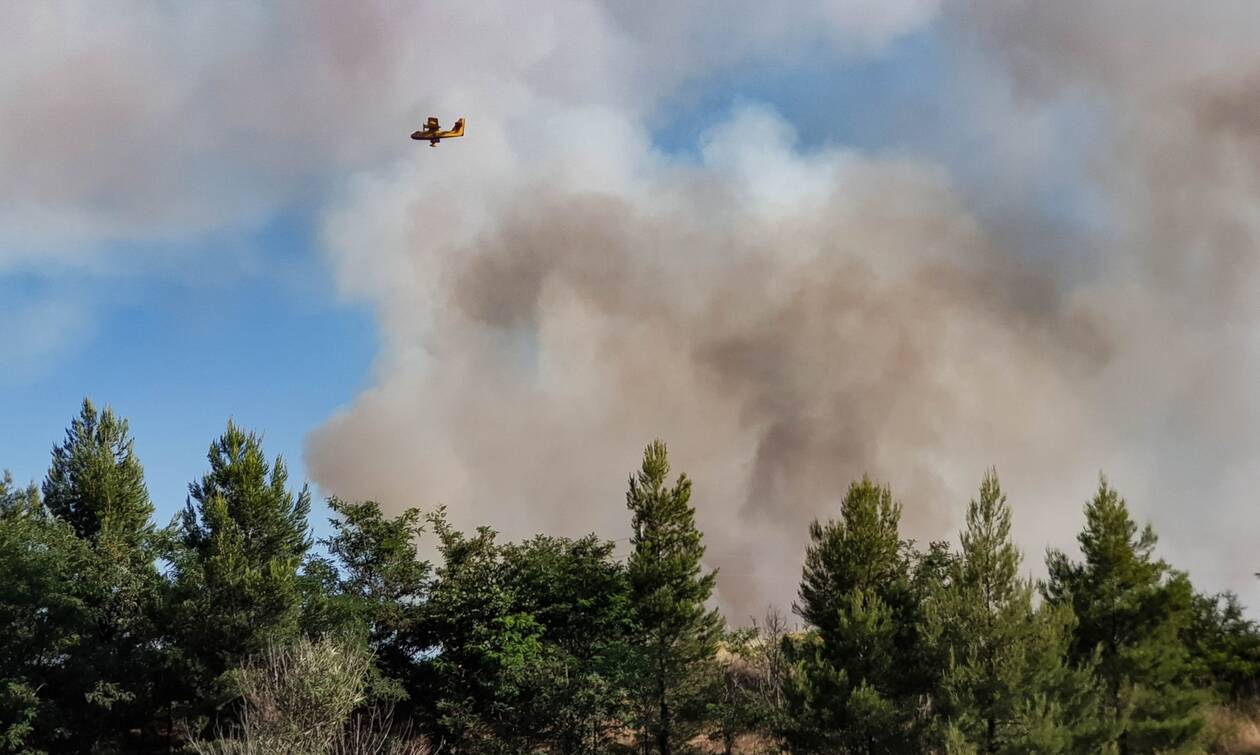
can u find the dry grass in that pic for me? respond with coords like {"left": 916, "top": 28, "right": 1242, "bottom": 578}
{"left": 687, "top": 732, "right": 783, "bottom": 754}
{"left": 1208, "top": 703, "right": 1260, "bottom": 754}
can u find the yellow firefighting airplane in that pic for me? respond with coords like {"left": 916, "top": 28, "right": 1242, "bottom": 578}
{"left": 411, "top": 116, "right": 466, "bottom": 147}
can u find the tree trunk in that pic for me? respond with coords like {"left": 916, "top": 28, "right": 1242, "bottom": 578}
{"left": 658, "top": 695, "right": 671, "bottom": 755}
{"left": 658, "top": 659, "right": 672, "bottom": 755}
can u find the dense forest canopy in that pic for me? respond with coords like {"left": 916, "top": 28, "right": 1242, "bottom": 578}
{"left": 2, "top": 399, "right": 1259, "bottom": 754}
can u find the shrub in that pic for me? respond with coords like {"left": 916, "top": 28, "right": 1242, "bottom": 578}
{"left": 192, "top": 636, "right": 429, "bottom": 755}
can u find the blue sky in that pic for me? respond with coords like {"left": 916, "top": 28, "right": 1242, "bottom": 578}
{"left": 0, "top": 208, "right": 376, "bottom": 535}
{"left": 654, "top": 30, "right": 948, "bottom": 155}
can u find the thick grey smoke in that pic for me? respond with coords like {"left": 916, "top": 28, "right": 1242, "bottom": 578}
{"left": 7, "top": 2, "right": 1255, "bottom": 617}
{"left": 309, "top": 148, "right": 1105, "bottom": 616}
{"left": 952, "top": 0, "right": 1260, "bottom": 594}
{"left": 307, "top": 2, "right": 1260, "bottom": 617}
{"left": 308, "top": 107, "right": 1112, "bottom": 618}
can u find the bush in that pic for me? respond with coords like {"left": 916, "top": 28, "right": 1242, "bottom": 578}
{"left": 191, "top": 636, "right": 429, "bottom": 755}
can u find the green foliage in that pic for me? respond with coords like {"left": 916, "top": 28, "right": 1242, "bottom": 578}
{"left": 796, "top": 479, "right": 906, "bottom": 635}
{"left": 1, "top": 470, "right": 42, "bottom": 516}
{"left": 708, "top": 627, "right": 761, "bottom": 755}
{"left": 626, "top": 440, "right": 723, "bottom": 755}
{"left": 931, "top": 471, "right": 1107, "bottom": 754}
{"left": 6, "top": 401, "right": 1260, "bottom": 755}
{"left": 0, "top": 680, "right": 40, "bottom": 755}
{"left": 170, "top": 421, "right": 314, "bottom": 729}
{"left": 784, "top": 477, "right": 927, "bottom": 754}
{"left": 0, "top": 472, "right": 92, "bottom": 754}
{"left": 1044, "top": 477, "right": 1208, "bottom": 753}
{"left": 43, "top": 399, "right": 154, "bottom": 546}
{"left": 229, "top": 636, "right": 370, "bottom": 747}
{"left": 498, "top": 533, "right": 636, "bottom": 753}
{"left": 1185, "top": 591, "right": 1260, "bottom": 701}
{"left": 419, "top": 510, "right": 634, "bottom": 753}
{"left": 0, "top": 400, "right": 166, "bottom": 753}
{"left": 191, "top": 636, "right": 429, "bottom": 755}
{"left": 311, "top": 498, "right": 432, "bottom": 702}
{"left": 417, "top": 511, "right": 513, "bottom": 748}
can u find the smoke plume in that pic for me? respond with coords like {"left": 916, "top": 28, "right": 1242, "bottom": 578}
{"left": 305, "top": 2, "right": 1260, "bottom": 617}
{"left": 10, "top": 2, "right": 1252, "bottom": 617}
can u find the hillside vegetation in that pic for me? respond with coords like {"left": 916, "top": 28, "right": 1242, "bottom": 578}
{"left": 2, "top": 399, "right": 1259, "bottom": 753}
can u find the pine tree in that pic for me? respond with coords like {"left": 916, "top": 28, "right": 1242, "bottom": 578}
{"left": 1044, "top": 477, "right": 1206, "bottom": 754}
{"left": 39, "top": 401, "right": 164, "bottom": 752}
{"left": 0, "top": 473, "right": 96, "bottom": 754}
{"left": 44, "top": 399, "right": 154, "bottom": 546}
{"left": 170, "top": 421, "right": 313, "bottom": 729}
{"left": 1185, "top": 590, "right": 1260, "bottom": 701}
{"left": 934, "top": 471, "right": 1104, "bottom": 754}
{"left": 0, "top": 470, "right": 40, "bottom": 516}
{"left": 625, "top": 440, "right": 723, "bottom": 755}
{"left": 784, "top": 477, "right": 922, "bottom": 754}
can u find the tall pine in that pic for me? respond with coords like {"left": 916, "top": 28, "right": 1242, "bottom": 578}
{"left": 170, "top": 421, "right": 313, "bottom": 729}
{"left": 41, "top": 400, "right": 163, "bottom": 752}
{"left": 626, "top": 440, "right": 722, "bottom": 755}
{"left": 1044, "top": 477, "right": 1206, "bottom": 753}
{"left": 784, "top": 477, "right": 923, "bottom": 753}
{"left": 44, "top": 399, "right": 154, "bottom": 547}
{"left": 933, "top": 471, "right": 1104, "bottom": 754}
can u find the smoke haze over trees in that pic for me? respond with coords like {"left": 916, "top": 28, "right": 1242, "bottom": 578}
{"left": 3, "top": 402, "right": 1260, "bottom": 752}
{"left": 7, "top": 2, "right": 1260, "bottom": 752}
{"left": 6, "top": 2, "right": 1260, "bottom": 618}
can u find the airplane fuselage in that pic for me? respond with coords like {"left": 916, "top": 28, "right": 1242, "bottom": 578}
{"left": 411, "top": 117, "right": 465, "bottom": 147}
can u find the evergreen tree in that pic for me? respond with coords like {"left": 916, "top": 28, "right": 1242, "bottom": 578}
{"left": 170, "top": 421, "right": 313, "bottom": 730}
{"left": 1184, "top": 590, "right": 1260, "bottom": 701}
{"left": 12, "top": 398, "right": 1260, "bottom": 754}
{"left": 0, "top": 473, "right": 94, "bottom": 754}
{"left": 933, "top": 471, "right": 1104, "bottom": 754}
{"left": 0, "top": 470, "right": 40, "bottom": 516}
{"left": 783, "top": 477, "right": 923, "bottom": 754}
{"left": 1044, "top": 477, "right": 1206, "bottom": 754}
{"left": 39, "top": 401, "right": 164, "bottom": 752}
{"left": 44, "top": 399, "right": 154, "bottom": 546}
{"left": 315, "top": 498, "right": 433, "bottom": 705}
{"left": 625, "top": 440, "right": 723, "bottom": 755}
